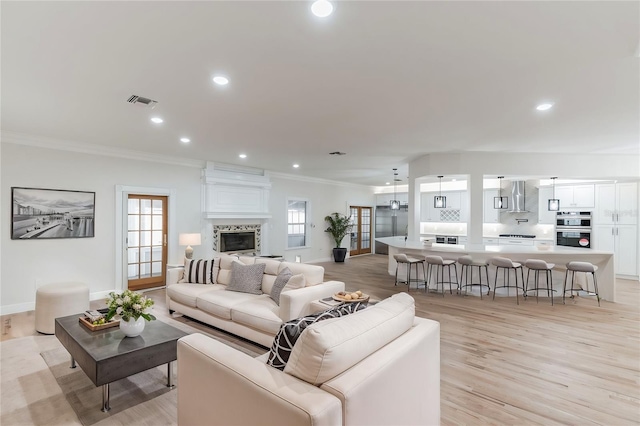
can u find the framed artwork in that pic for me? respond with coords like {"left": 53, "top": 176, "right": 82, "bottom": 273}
{"left": 11, "top": 187, "right": 95, "bottom": 240}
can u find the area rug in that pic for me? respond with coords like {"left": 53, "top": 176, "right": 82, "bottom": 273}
{"left": 1, "top": 317, "right": 267, "bottom": 426}
{"left": 41, "top": 345, "right": 174, "bottom": 426}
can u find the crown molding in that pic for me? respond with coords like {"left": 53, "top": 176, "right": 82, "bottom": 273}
{"left": 1, "top": 131, "right": 204, "bottom": 169}
{"left": 267, "top": 171, "right": 374, "bottom": 189}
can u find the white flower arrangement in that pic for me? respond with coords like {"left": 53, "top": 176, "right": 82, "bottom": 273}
{"left": 105, "top": 289, "right": 156, "bottom": 322}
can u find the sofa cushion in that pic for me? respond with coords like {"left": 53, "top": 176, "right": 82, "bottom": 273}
{"left": 184, "top": 258, "right": 220, "bottom": 284}
{"left": 256, "top": 258, "right": 281, "bottom": 295}
{"left": 284, "top": 293, "right": 415, "bottom": 385}
{"left": 230, "top": 296, "right": 283, "bottom": 335}
{"left": 216, "top": 255, "right": 239, "bottom": 285}
{"left": 168, "top": 284, "right": 225, "bottom": 308}
{"left": 226, "top": 261, "right": 266, "bottom": 295}
{"left": 279, "top": 262, "right": 324, "bottom": 286}
{"left": 267, "top": 303, "right": 367, "bottom": 371}
{"left": 269, "top": 267, "right": 292, "bottom": 305}
{"left": 196, "top": 290, "right": 258, "bottom": 319}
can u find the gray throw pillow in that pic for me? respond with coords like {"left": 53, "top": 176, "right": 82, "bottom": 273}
{"left": 270, "top": 267, "right": 292, "bottom": 305}
{"left": 226, "top": 261, "right": 266, "bottom": 295}
{"left": 266, "top": 302, "right": 367, "bottom": 370}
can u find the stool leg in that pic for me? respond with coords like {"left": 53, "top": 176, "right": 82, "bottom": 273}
{"left": 547, "top": 269, "right": 554, "bottom": 306}
{"left": 421, "top": 262, "right": 427, "bottom": 292}
{"left": 485, "top": 266, "right": 490, "bottom": 295}
{"left": 520, "top": 267, "right": 526, "bottom": 298}
{"left": 592, "top": 272, "right": 600, "bottom": 306}
{"left": 395, "top": 264, "right": 399, "bottom": 286}
{"left": 493, "top": 267, "right": 499, "bottom": 300}
{"left": 453, "top": 264, "right": 459, "bottom": 294}
{"left": 407, "top": 263, "right": 412, "bottom": 292}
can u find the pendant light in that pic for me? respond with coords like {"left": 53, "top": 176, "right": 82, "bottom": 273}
{"left": 548, "top": 177, "right": 560, "bottom": 211}
{"left": 494, "top": 176, "right": 508, "bottom": 209}
{"left": 434, "top": 176, "right": 446, "bottom": 208}
{"left": 390, "top": 169, "right": 400, "bottom": 210}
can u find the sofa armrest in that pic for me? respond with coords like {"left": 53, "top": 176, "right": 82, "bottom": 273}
{"left": 177, "top": 333, "right": 342, "bottom": 426}
{"left": 278, "top": 280, "right": 345, "bottom": 322}
{"left": 167, "top": 267, "right": 184, "bottom": 286}
{"left": 320, "top": 318, "right": 441, "bottom": 426}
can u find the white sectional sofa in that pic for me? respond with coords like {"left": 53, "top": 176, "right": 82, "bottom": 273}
{"left": 166, "top": 254, "right": 345, "bottom": 347}
{"left": 177, "top": 293, "right": 441, "bottom": 426}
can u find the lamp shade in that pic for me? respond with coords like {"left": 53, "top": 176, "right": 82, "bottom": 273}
{"left": 179, "top": 233, "right": 201, "bottom": 246}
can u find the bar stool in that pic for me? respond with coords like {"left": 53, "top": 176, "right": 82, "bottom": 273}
{"left": 491, "top": 257, "right": 525, "bottom": 305}
{"left": 563, "top": 261, "right": 600, "bottom": 306}
{"left": 424, "top": 255, "right": 459, "bottom": 296}
{"left": 524, "top": 259, "right": 556, "bottom": 305}
{"left": 458, "top": 256, "right": 490, "bottom": 299}
{"left": 393, "top": 253, "right": 426, "bottom": 291}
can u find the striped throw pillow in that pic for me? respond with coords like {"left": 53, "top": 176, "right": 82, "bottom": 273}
{"left": 184, "top": 258, "right": 220, "bottom": 284}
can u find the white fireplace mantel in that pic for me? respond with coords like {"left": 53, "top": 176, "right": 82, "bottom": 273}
{"left": 202, "top": 162, "right": 272, "bottom": 219}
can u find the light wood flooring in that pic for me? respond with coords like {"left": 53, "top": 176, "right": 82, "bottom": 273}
{"left": 2, "top": 254, "right": 639, "bottom": 425}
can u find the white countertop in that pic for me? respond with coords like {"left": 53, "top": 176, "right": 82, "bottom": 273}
{"left": 376, "top": 236, "right": 613, "bottom": 255}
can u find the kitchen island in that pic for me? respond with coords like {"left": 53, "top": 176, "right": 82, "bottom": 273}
{"left": 376, "top": 236, "right": 616, "bottom": 302}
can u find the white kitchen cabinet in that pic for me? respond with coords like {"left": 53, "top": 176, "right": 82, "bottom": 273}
{"left": 537, "top": 186, "right": 556, "bottom": 224}
{"left": 555, "top": 184, "right": 595, "bottom": 209}
{"left": 499, "top": 238, "right": 534, "bottom": 246}
{"left": 595, "top": 183, "right": 637, "bottom": 225}
{"left": 594, "top": 224, "right": 638, "bottom": 277}
{"left": 484, "top": 190, "right": 500, "bottom": 223}
{"left": 420, "top": 191, "right": 466, "bottom": 223}
{"left": 483, "top": 238, "right": 499, "bottom": 245}
{"left": 376, "top": 192, "right": 408, "bottom": 207}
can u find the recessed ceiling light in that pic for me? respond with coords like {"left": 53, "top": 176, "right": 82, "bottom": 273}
{"left": 536, "top": 103, "right": 554, "bottom": 111}
{"left": 213, "top": 76, "right": 229, "bottom": 85}
{"left": 293, "top": 164, "right": 300, "bottom": 168}
{"left": 150, "top": 117, "right": 163, "bottom": 124}
{"left": 180, "top": 137, "right": 190, "bottom": 143}
{"left": 386, "top": 182, "right": 390, "bottom": 185}
{"left": 311, "top": 0, "right": 333, "bottom": 17}
{"left": 239, "top": 153, "right": 247, "bottom": 159}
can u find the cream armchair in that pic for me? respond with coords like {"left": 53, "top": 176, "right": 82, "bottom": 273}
{"left": 177, "top": 293, "right": 441, "bottom": 426}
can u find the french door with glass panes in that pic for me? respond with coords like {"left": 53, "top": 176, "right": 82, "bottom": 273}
{"left": 349, "top": 206, "right": 372, "bottom": 256}
{"left": 127, "top": 195, "right": 167, "bottom": 291}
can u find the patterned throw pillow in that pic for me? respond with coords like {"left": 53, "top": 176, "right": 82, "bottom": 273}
{"left": 226, "top": 261, "right": 266, "bottom": 295}
{"left": 267, "top": 302, "right": 367, "bottom": 370}
{"left": 184, "top": 258, "right": 220, "bottom": 284}
{"left": 270, "top": 267, "right": 292, "bottom": 305}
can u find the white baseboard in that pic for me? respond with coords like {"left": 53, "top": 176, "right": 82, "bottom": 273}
{"left": 0, "top": 302, "right": 35, "bottom": 316}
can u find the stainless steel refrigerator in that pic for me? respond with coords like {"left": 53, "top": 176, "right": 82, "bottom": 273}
{"left": 375, "top": 206, "right": 408, "bottom": 254}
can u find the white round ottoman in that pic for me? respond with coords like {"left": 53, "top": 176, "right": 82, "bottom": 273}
{"left": 35, "top": 282, "right": 90, "bottom": 334}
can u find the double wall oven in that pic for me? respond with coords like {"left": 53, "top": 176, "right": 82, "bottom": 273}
{"left": 556, "top": 211, "right": 592, "bottom": 248}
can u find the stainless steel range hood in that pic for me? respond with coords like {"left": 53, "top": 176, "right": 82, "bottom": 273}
{"left": 506, "top": 181, "right": 529, "bottom": 213}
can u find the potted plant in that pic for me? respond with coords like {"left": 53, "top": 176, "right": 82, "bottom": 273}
{"left": 324, "top": 212, "right": 353, "bottom": 262}
{"left": 104, "top": 289, "right": 156, "bottom": 337}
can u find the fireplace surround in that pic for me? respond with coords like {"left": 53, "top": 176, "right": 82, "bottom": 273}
{"left": 213, "top": 225, "right": 261, "bottom": 254}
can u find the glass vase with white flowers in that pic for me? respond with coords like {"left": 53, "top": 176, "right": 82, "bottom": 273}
{"left": 105, "top": 289, "right": 156, "bottom": 337}
{"left": 104, "top": 289, "right": 156, "bottom": 322}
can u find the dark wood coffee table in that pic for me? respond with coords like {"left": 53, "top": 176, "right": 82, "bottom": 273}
{"left": 55, "top": 314, "right": 188, "bottom": 412}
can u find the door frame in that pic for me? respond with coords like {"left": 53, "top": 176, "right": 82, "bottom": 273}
{"left": 349, "top": 205, "right": 373, "bottom": 256}
{"left": 115, "top": 185, "right": 177, "bottom": 292}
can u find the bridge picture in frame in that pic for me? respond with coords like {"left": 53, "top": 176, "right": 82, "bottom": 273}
{"left": 11, "top": 187, "right": 95, "bottom": 239}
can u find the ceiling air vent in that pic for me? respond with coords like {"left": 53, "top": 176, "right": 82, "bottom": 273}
{"left": 329, "top": 151, "right": 346, "bottom": 156}
{"left": 127, "top": 95, "right": 158, "bottom": 109}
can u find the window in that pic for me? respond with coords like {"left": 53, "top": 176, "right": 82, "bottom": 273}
{"left": 287, "top": 199, "right": 308, "bottom": 248}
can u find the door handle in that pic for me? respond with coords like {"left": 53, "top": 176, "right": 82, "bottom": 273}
{"left": 164, "top": 234, "right": 167, "bottom": 246}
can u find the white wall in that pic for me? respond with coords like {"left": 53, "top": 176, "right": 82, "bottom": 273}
{"left": 1, "top": 142, "right": 202, "bottom": 314}
{"left": 1, "top": 143, "right": 376, "bottom": 314}
{"left": 267, "top": 174, "right": 374, "bottom": 263}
